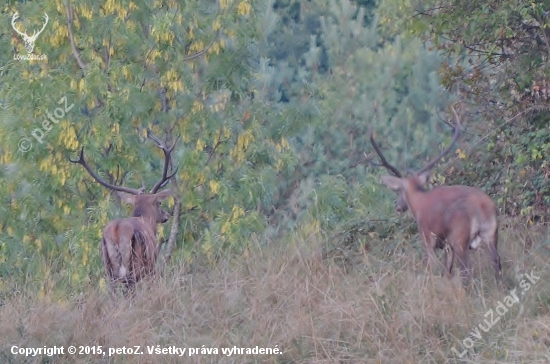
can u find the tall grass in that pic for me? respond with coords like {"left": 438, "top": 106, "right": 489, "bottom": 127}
{"left": 1, "top": 220, "right": 549, "bottom": 363}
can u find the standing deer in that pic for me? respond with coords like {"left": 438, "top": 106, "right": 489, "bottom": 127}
{"left": 369, "top": 106, "right": 503, "bottom": 287}
{"left": 70, "top": 134, "right": 179, "bottom": 295}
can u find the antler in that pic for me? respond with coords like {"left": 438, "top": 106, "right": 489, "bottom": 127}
{"left": 416, "top": 105, "right": 461, "bottom": 175}
{"left": 32, "top": 13, "right": 49, "bottom": 38}
{"left": 369, "top": 129, "right": 403, "bottom": 178}
{"left": 146, "top": 131, "right": 180, "bottom": 193}
{"left": 11, "top": 12, "right": 27, "bottom": 37}
{"left": 69, "top": 148, "right": 145, "bottom": 195}
{"left": 11, "top": 12, "right": 48, "bottom": 38}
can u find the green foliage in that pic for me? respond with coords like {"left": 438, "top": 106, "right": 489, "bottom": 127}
{"left": 0, "top": 0, "right": 303, "bottom": 295}
{"left": 248, "top": 0, "right": 457, "bottom": 253}
{"left": 4, "top": 0, "right": 517, "bottom": 303}
{"left": 418, "top": 0, "right": 550, "bottom": 218}
{"left": 286, "top": 0, "right": 452, "bottom": 211}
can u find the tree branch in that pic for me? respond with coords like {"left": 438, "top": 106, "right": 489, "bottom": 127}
{"left": 149, "top": 129, "right": 182, "bottom": 268}
{"left": 65, "top": 2, "right": 87, "bottom": 74}
{"left": 178, "top": 30, "right": 220, "bottom": 62}
{"left": 157, "top": 195, "right": 181, "bottom": 269}
{"left": 104, "top": 36, "right": 111, "bottom": 72}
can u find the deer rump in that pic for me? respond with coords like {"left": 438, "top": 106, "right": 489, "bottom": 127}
{"left": 417, "top": 186, "right": 498, "bottom": 248}
{"left": 101, "top": 217, "right": 158, "bottom": 289}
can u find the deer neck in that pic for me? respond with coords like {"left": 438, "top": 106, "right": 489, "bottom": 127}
{"left": 405, "top": 180, "right": 427, "bottom": 220}
{"left": 132, "top": 212, "right": 158, "bottom": 234}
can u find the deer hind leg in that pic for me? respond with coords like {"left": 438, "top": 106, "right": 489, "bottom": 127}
{"left": 101, "top": 237, "right": 118, "bottom": 299}
{"left": 118, "top": 232, "right": 133, "bottom": 281}
{"left": 421, "top": 230, "right": 440, "bottom": 274}
{"left": 444, "top": 245, "right": 454, "bottom": 278}
{"left": 124, "top": 233, "right": 146, "bottom": 298}
{"left": 480, "top": 222, "right": 503, "bottom": 289}
{"left": 448, "top": 226, "right": 471, "bottom": 284}
{"left": 451, "top": 243, "right": 470, "bottom": 285}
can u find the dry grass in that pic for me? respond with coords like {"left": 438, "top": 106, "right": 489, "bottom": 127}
{"left": 1, "top": 221, "right": 549, "bottom": 363}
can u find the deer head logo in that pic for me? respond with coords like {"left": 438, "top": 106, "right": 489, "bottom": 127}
{"left": 11, "top": 12, "right": 49, "bottom": 54}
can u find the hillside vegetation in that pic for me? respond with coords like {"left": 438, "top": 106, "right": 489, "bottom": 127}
{"left": 1, "top": 222, "right": 549, "bottom": 363}
{"left": 1, "top": 0, "right": 550, "bottom": 362}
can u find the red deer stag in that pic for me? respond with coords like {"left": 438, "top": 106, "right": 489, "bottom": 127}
{"left": 369, "top": 106, "right": 503, "bottom": 287}
{"left": 70, "top": 135, "right": 179, "bottom": 295}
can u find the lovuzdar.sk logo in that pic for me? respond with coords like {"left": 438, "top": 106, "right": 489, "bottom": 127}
{"left": 11, "top": 11, "right": 49, "bottom": 61}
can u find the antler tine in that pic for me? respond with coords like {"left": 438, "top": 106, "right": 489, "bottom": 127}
{"left": 69, "top": 147, "right": 145, "bottom": 195}
{"left": 11, "top": 12, "right": 26, "bottom": 37}
{"left": 147, "top": 131, "right": 180, "bottom": 193}
{"left": 369, "top": 129, "right": 403, "bottom": 178}
{"left": 417, "top": 105, "right": 461, "bottom": 175}
{"left": 35, "top": 13, "right": 48, "bottom": 36}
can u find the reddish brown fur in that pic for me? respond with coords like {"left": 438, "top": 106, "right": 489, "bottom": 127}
{"left": 383, "top": 173, "right": 502, "bottom": 286}
{"left": 372, "top": 106, "right": 503, "bottom": 287}
{"left": 101, "top": 191, "right": 171, "bottom": 295}
{"left": 69, "top": 138, "right": 178, "bottom": 297}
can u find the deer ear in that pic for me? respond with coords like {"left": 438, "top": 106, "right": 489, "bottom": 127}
{"left": 154, "top": 189, "right": 172, "bottom": 201}
{"left": 381, "top": 175, "right": 404, "bottom": 190}
{"left": 116, "top": 191, "right": 137, "bottom": 205}
{"left": 417, "top": 171, "right": 430, "bottom": 185}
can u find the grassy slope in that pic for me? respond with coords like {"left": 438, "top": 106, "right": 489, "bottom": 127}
{"left": 1, "top": 220, "right": 549, "bottom": 364}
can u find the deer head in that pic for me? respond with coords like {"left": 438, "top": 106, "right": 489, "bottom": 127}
{"left": 369, "top": 106, "right": 461, "bottom": 213}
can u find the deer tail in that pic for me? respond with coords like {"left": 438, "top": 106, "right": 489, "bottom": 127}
{"left": 104, "top": 227, "right": 132, "bottom": 279}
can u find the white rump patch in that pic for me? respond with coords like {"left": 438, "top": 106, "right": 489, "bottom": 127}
{"left": 470, "top": 236, "right": 481, "bottom": 249}
{"left": 118, "top": 266, "right": 127, "bottom": 278}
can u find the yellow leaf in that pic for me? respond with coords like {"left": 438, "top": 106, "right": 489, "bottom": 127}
{"left": 209, "top": 180, "right": 220, "bottom": 194}
{"left": 196, "top": 138, "right": 205, "bottom": 151}
{"left": 232, "top": 205, "right": 245, "bottom": 219}
{"left": 237, "top": 1, "right": 251, "bottom": 16}
{"left": 213, "top": 17, "right": 222, "bottom": 31}
{"left": 219, "top": 0, "right": 231, "bottom": 10}
{"left": 167, "top": 196, "right": 175, "bottom": 208}
{"left": 189, "top": 41, "right": 204, "bottom": 53}
{"left": 221, "top": 221, "right": 231, "bottom": 235}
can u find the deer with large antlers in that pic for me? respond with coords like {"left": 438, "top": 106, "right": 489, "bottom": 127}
{"left": 370, "top": 106, "right": 503, "bottom": 287}
{"left": 70, "top": 133, "right": 179, "bottom": 295}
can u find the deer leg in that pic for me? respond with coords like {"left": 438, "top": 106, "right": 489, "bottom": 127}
{"left": 453, "top": 244, "right": 470, "bottom": 285}
{"left": 125, "top": 281, "right": 137, "bottom": 299}
{"left": 482, "top": 226, "right": 503, "bottom": 290}
{"left": 444, "top": 245, "right": 454, "bottom": 278}
{"left": 108, "top": 279, "right": 118, "bottom": 300}
{"left": 422, "top": 230, "right": 439, "bottom": 274}
{"left": 101, "top": 238, "right": 119, "bottom": 300}
{"left": 105, "top": 270, "right": 122, "bottom": 300}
